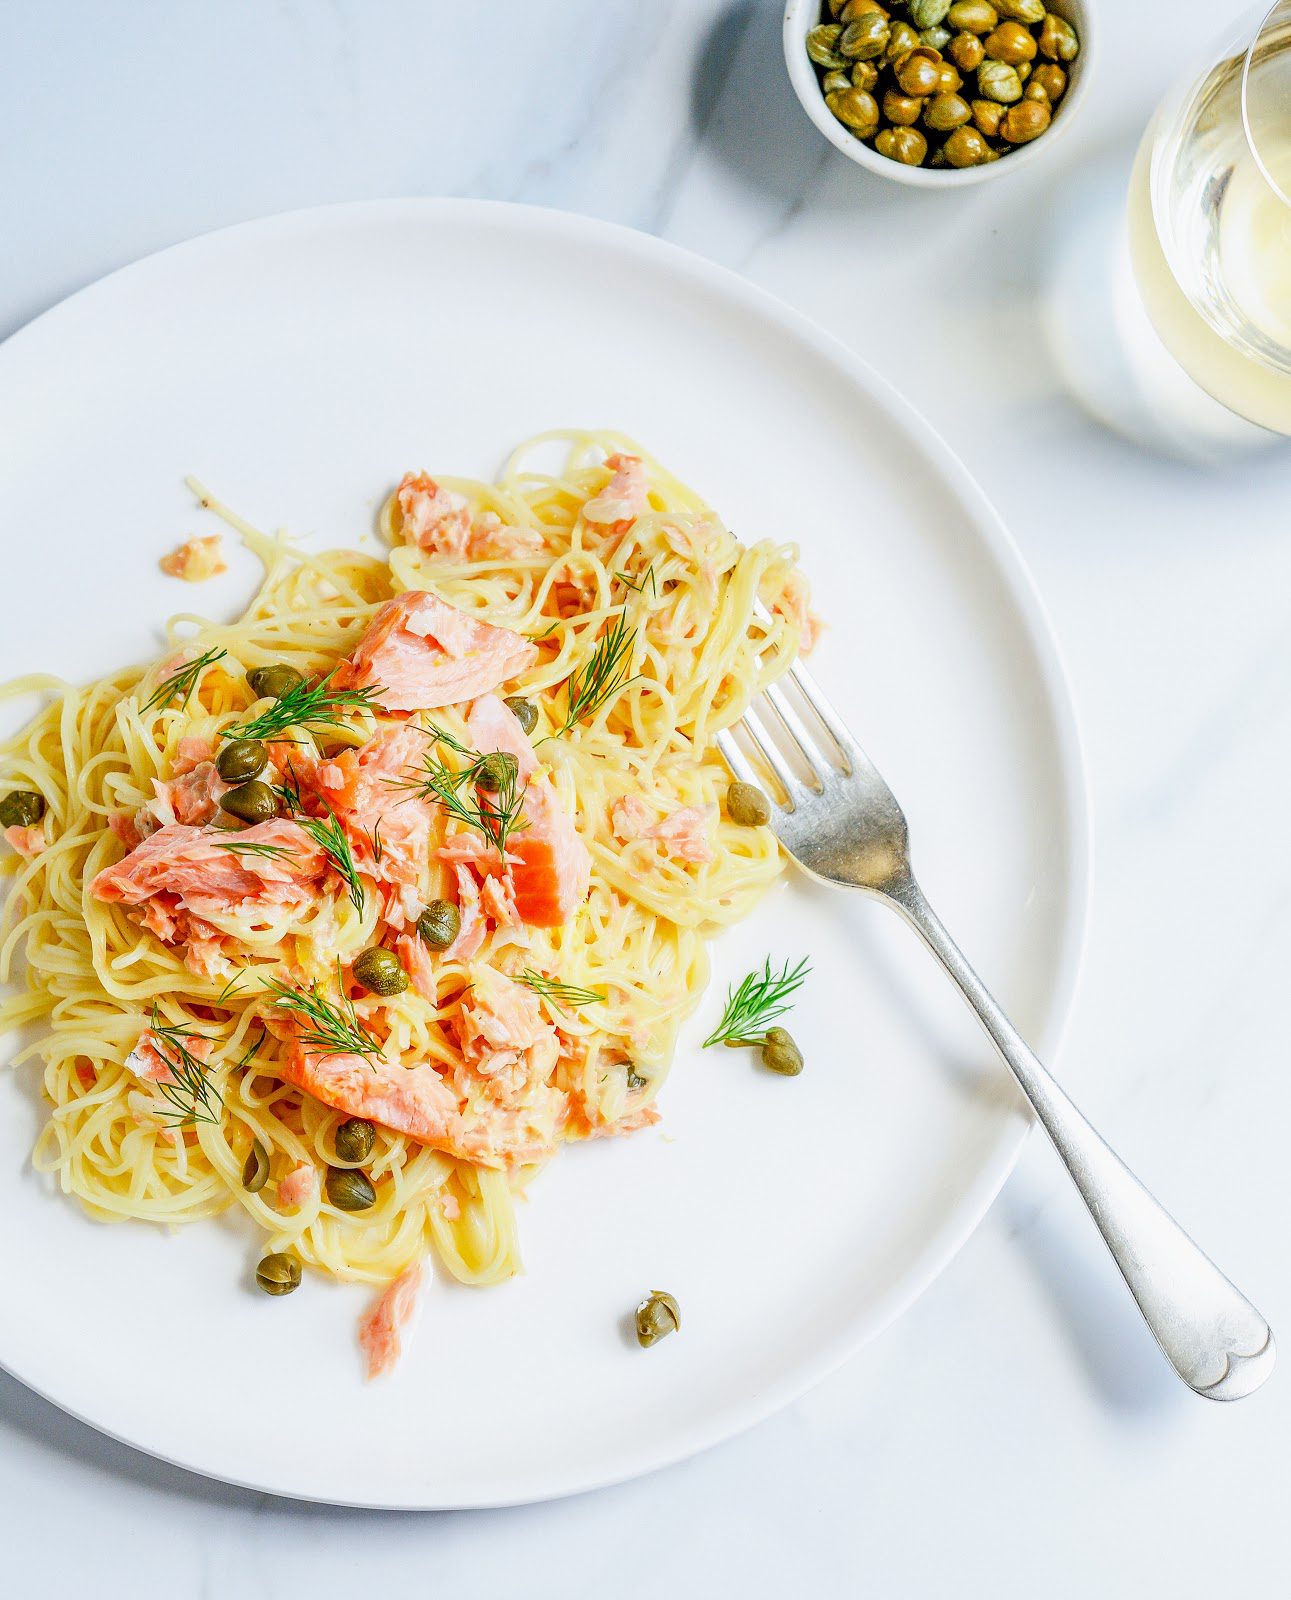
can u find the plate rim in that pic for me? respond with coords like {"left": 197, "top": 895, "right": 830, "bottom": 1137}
{"left": 0, "top": 196, "right": 1093, "bottom": 1508}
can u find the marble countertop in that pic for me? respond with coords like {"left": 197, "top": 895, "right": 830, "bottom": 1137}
{"left": 1, "top": 2, "right": 1287, "bottom": 1594}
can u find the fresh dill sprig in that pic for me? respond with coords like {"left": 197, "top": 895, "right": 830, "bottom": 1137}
{"left": 215, "top": 970, "right": 247, "bottom": 1006}
{"left": 222, "top": 667, "right": 383, "bottom": 743}
{"left": 702, "top": 957, "right": 810, "bottom": 1048}
{"left": 296, "top": 806, "right": 365, "bottom": 914}
{"left": 516, "top": 970, "right": 607, "bottom": 1015}
{"left": 232, "top": 1027, "right": 266, "bottom": 1072}
{"left": 526, "top": 619, "right": 562, "bottom": 642}
{"left": 616, "top": 564, "right": 657, "bottom": 597}
{"left": 367, "top": 818, "right": 384, "bottom": 864}
{"left": 141, "top": 646, "right": 228, "bottom": 713}
{"left": 556, "top": 613, "right": 637, "bottom": 734}
{"left": 211, "top": 838, "right": 297, "bottom": 862}
{"left": 147, "top": 1004, "right": 224, "bottom": 1126}
{"left": 262, "top": 966, "right": 383, "bottom": 1060}
{"left": 392, "top": 729, "right": 528, "bottom": 852}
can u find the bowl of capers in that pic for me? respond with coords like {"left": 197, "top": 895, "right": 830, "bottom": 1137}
{"left": 783, "top": 0, "right": 1092, "bottom": 185}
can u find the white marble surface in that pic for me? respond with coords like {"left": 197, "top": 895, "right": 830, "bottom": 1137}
{"left": 1, "top": 1, "right": 1288, "bottom": 1593}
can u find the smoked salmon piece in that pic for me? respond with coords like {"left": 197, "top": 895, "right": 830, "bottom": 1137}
{"left": 338, "top": 590, "right": 536, "bottom": 714}
{"left": 358, "top": 1263, "right": 424, "bottom": 1380}
{"left": 282, "top": 1044, "right": 462, "bottom": 1147}
{"left": 583, "top": 453, "right": 649, "bottom": 534}
{"left": 465, "top": 693, "right": 590, "bottom": 928}
{"left": 395, "top": 474, "right": 544, "bottom": 563}
{"left": 91, "top": 819, "right": 326, "bottom": 920}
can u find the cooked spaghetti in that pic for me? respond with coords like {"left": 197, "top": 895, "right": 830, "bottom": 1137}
{"left": 0, "top": 432, "right": 815, "bottom": 1370}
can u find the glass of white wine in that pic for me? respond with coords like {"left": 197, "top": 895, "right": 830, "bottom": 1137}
{"left": 1129, "top": 0, "right": 1291, "bottom": 439}
{"left": 1049, "top": 2, "right": 1291, "bottom": 459}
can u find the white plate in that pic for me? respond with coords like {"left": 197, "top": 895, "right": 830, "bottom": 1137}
{"left": 0, "top": 200, "right": 1089, "bottom": 1507}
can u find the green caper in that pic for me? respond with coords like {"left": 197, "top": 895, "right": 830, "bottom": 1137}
{"left": 215, "top": 738, "right": 268, "bottom": 784}
{"left": 218, "top": 780, "right": 280, "bottom": 824}
{"left": 255, "top": 1252, "right": 302, "bottom": 1295}
{"left": 907, "top": 0, "right": 952, "bottom": 29}
{"left": 417, "top": 899, "right": 461, "bottom": 950}
{"left": 984, "top": 20, "right": 1037, "bottom": 63}
{"left": 948, "top": 30, "right": 985, "bottom": 70}
{"left": 242, "top": 1138, "right": 270, "bottom": 1192}
{"left": 920, "top": 24, "right": 953, "bottom": 50}
{"left": 943, "top": 123, "right": 993, "bottom": 165}
{"left": 247, "top": 663, "right": 305, "bottom": 701}
{"left": 894, "top": 46, "right": 942, "bottom": 98}
{"left": 971, "top": 97, "right": 1006, "bottom": 135}
{"left": 475, "top": 751, "right": 519, "bottom": 793}
{"left": 850, "top": 59, "right": 880, "bottom": 90}
{"left": 806, "top": 22, "right": 848, "bottom": 69}
{"left": 977, "top": 58, "right": 1022, "bottom": 101}
{"left": 936, "top": 59, "right": 963, "bottom": 92}
{"left": 726, "top": 781, "right": 771, "bottom": 828}
{"left": 635, "top": 1290, "right": 681, "bottom": 1348}
{"left": 1029, "top": 61, "right": 1067, "bottom": 100}
{"left": 839, "top": 13, "right": 890, "bottom": 61}
{"left": 1038, "top": 11, "right": 1079, "bottom": 61}
{"left": 948, "top": 0, "right": 997, "bottom": 30}
{"left": 923, "top": 90, "right": 972, "bottom": 130}
{"left": 822, "top": 68, "right": 852, "bottom": 94}
{"left": 826, "top": 86, "right": 880, "bottom": 137}
{"left": 761, "top": 1026, "right": 804, "bottom": 1076}
{"left": 326, "top": 1166, "right": 377, "bottom": 1211}
{"left": 352, "top": 947, "right": 408, "bottom": 996}
{"left": 0, "top": 790, "right": 46, "bottom": 828}
{"left": 1000, "top": 96, "right": 1051, "bottom": 142}
{"left": 875, "top": 126, "right": 929, "bottom": 165}
{"left": 883, "top": 87, "right": 925, "bottom": 126}
{"left": 996, "top": 0, "right": 1044, "bottom": 22}
{"left": 626, "top": 1067, "right": 649, "bottom": 1091}
{"left": 334, "top": 1117, "right": 375, "bottom": 1163}
{"left": 884, "top": 20, "right": 921, "bottom": 62}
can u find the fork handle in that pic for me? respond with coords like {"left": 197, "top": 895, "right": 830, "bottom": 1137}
{"left": 887, "top": 873, "right": 1275, "bottom": 1400}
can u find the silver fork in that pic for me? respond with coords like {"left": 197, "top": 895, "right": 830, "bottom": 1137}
{"left": 716, "top": 658, "right": 1274, "bottom": 1401}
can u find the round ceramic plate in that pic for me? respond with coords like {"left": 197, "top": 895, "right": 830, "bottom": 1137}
{"left": 0, "top": 200, "right": 1088, "bottom": 1507}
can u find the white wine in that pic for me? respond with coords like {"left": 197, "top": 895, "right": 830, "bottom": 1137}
{"left": 1127, "top": 19, "right": 1291, "bottom": 436}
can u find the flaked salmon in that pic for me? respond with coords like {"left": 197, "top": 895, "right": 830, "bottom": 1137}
{"left": 338, "top": 590, "right": 536, "bottom": 713}
{"left": 358, "top": 1263, "right": 423, "bottom": 1380}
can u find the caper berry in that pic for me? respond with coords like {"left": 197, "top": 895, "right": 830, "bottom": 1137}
{"left": 761, "top": 1026, "right": 804, "bottom": 1076}
{"left": 947, "top": 0, "right": 997, "bottom": 31}
{"left": 839, "top": 13, "right": 890, "bottom": 61}
{"left": 726, "top": 781, "right": 771, "bottom": 827}
{"left": 826, "top": 86, "right": 880, "bottom": 137}
{"left": 1029, "top": 61, "right": 1067, "bottom": 100}
{"left": 924, "top": 90, "right": 971, "bottom": 131}
{"left": 883, "top": 87, "right": 925, "bottom": 127}
{"left": 884, "top": 21, "right": 921, "bottom": 62}
{"left": 0, "top": 790, "right": 46, "bottom": 828}
{"left": 334, "top": 1117, "right": 375, "bottom": 1163}
{"left": 242, "top": 1138, "right": 270, "bottom": 1192}
{"left": 984, "top": 19, "right": 1037, "bottom": 64}
{"left": 352, "top": 947, "right": 408, "bottom": 996}
{"left": 943, "top": 123, "right": 993, "bottom": 165}
{"left": 417, "top": 899, "right": 461, "bottom": 950}
{"left": 948, "top": 31, "right": 985, "bottom": 70}
{"left": 216, "top": 738, "right": 268, "bottom": 784}
{"left": 246, "top": 663, "right": 306, "bottom": 701}
{"left": 977, "top": 58, "right": 1023, "bottom": 102}
{"left": 218, "top": 780, "right": 279, "bottom": 824}
{"left": 894, "top": 46, "right": 942, "bottom": 98}
{"left": 971, "top": 97, "right": 1006, "bottom": 136}
{"left": 996, "top": 0, "right": 1043, "bottom": 22}
{"left": 806, "top": 23, "right": 847, "bottom": 70}
{"left": 907, "top": 0, "right": 952, "bottom": 28}
{"left": 326, "top": 1166, "right": 377, "bottom": 1211}
{"left": 1038, "top": 11, "right": 1079, "bottom": 61}
{"left": 255, "top": 1251, "right": 302, "bottom": 1295}
{"left": 875, "top": 126, "right": 928, "bottom": 165}
{"left": 1000, "top": 96, "right": 1051, "bottom": 142}
{"left": 475, "top": 751, "right": 519, "bottom": 793}
{"left": 635, "top": 1290, "right": 681, "bottom": 1348}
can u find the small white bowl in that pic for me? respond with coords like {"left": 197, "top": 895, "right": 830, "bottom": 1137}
{"left": 783, "top": 0, "right": 1095, "bottom": 187}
